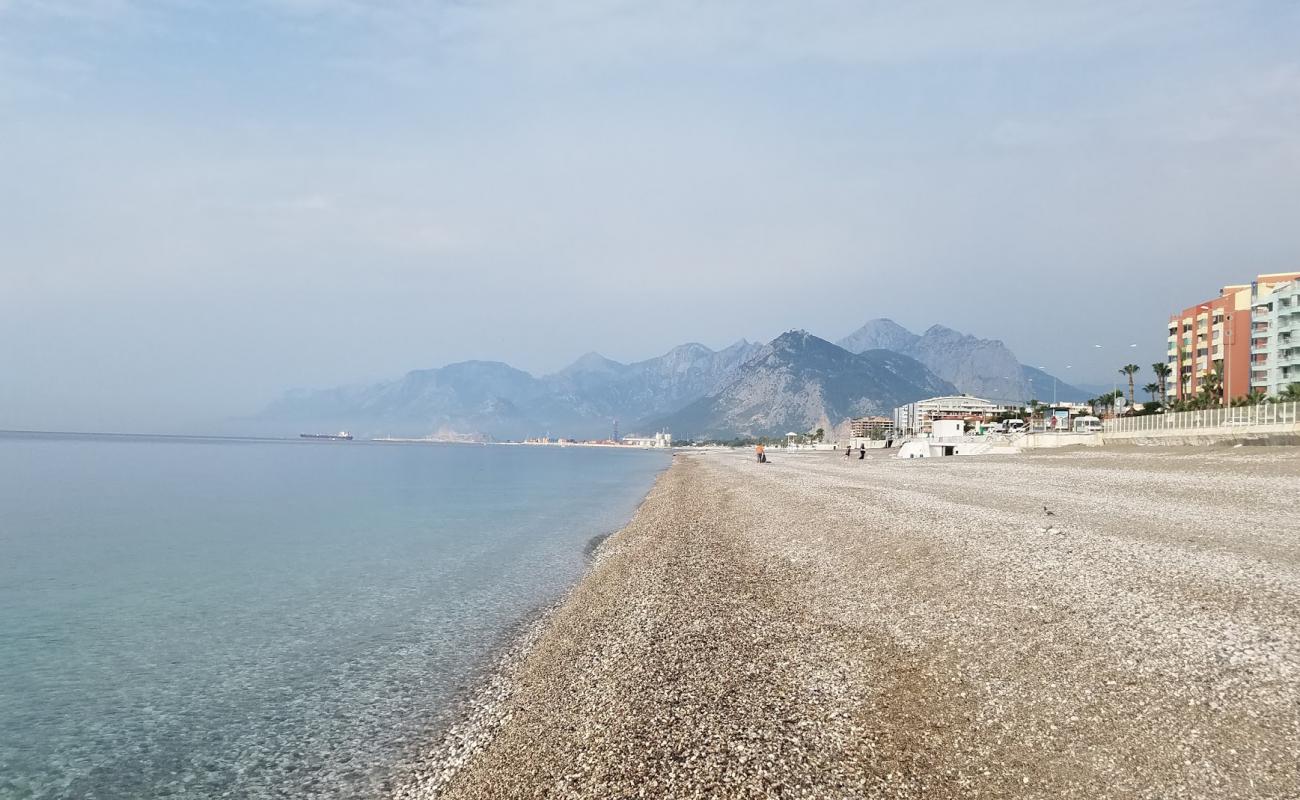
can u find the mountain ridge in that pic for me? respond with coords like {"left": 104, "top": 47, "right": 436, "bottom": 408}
{"left": 648, "top": 331, "right": 955, "bottom": 438}
{"left": 837, "top": 319, "right": 1087, "bottom": 402}
{"left": 259, "top": 320, "right": 1080, "bottom": 439}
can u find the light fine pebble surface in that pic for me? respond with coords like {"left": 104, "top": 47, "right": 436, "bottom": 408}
{"left": 393, "top": 447, "right": 1300, "bottom": 799}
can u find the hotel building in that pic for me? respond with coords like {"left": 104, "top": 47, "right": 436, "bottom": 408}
{"left": 892, "top": 395, "right": 999, "bottom": 436}
{"left": 1167, "top": 272, "right": 1300, "bottom": 403}
{"left": 849, "top": 416, "right": 894, "bottom": 438}
{"left": 1256, "top": 279, "right": 1300, "bottom": 396}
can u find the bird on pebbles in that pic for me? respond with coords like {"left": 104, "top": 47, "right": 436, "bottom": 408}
{"left": 1039, "top": 506, "right": 1062, "bottom": 535}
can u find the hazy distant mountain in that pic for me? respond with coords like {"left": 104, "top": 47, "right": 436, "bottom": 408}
{"left": 836, "top": 318, "right": 920, "bottom": 355}
{"left": 259, "top": 360, "right": 596, "bottom": 439}
{"left": 650, "top": 331, "right": 955, "bottom": 439}
{"left": 261, "top": 320, "right": 1087, "bottom": 440}
{"left": 903, "top": 324, "right": 1030, "bottom": 400}
{"left": 1071, "top": 382, "right": 1117, "bottom": 399}
{"left": 545, "top": 340, "right": 763, "bottom": 423}
{"left": 260, "top": 340, "right": 764, "bottom": 439}
{"left": 837, "top": 319, "right": 1086, "bottom": 402}
{"left": 1022, "top": 366, "right": 1091, "bottom": 404}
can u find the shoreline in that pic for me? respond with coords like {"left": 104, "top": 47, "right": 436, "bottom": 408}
{"left": 393, "top": 448, "right": 1300, "bottom": 799}
{"left": 389, "top": 462, "right": 675, "bottom": 798}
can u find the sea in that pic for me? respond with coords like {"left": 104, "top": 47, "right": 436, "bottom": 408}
{"left": 0, "top": 432, "right": 669, "bottom": 799}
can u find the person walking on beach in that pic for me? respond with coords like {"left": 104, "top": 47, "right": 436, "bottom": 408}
{"left": 755, "top": 443, "right": 766, "bottom": 463}
{"left": 858, "top": 443, "right": 866, "bottom": 460}
{"left": 844, "top": 445, "right": 852, "bottom": 458}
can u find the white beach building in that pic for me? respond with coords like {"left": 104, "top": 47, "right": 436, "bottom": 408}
{"left": 622, "top": 431, "right": 673, "bottom": 448}
{"left": 892, "top": 395, "right": 999, "bottom": 436}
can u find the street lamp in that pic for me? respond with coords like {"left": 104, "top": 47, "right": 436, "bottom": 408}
{"left": 1093, "top": 344, "right": 1115, "bottom": 416}
{"left": 1036, "top": 366, "right": 1060, "bottom": 406}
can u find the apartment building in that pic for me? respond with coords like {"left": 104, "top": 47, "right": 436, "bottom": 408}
{"left": 1256, "top": 279, "right": 1300, "bottom": 395}
{"left": 892, "top": 395, "right": 999, "bottom": 436}
{"left": 1168, "top": 272, "right": 1300, "bottom": 403}
{"left": 849, "top": 416, "right": 893, "bottom": 438}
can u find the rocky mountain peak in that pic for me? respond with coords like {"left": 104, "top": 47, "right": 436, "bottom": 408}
{"left": 650, "top": 332, "right": 955, "bottom": 438}
{"left": 838, "top": 319, "right": 921, "bottom": 354}
{"left": 557, "top": 351, "right": 626, "bottom": 376}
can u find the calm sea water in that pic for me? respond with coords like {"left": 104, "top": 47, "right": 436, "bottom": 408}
{"left": 0, "top": 433, "right": 668, "bottom": 799}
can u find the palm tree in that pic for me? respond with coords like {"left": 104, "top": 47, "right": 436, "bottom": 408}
{"left": 1197, "top": 365, "right": 1223, "bottom": 409}
{"left": 1280, "top": 383, "right": 1300, "bottom": 402}
{"left": 1143, "top": 382, "right": 1161, "bottom": 403}
{"left": 1152, "top": 362, "right": 1171, "bottom": 405}
{"left": 1026, "top": 399, "right": 1040, "bottom": 423}
{"left": 1230, "top": 391, "right": 1268, "bottom": 408}
{"left": 1120, "top": 364, "right": 1140, "bottom": 408}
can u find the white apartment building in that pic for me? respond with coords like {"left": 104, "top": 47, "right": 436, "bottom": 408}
{"left": 849, "top": 416, "right": 894, "bottom": 438}
{"left": 1169, "top": 272, "right": 1300, "bottom": 402}
{"left": 1256, "top": 279, "right": 1300, "bottom": 396}
{"left": 623, "top": 431, "right": 673, "bottom": 448}
{"left": 892, "top": 395, "right": 999, "bottom": 436}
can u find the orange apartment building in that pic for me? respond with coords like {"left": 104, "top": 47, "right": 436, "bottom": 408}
{"left": 1168, "top": 272, "right": 1300, "bottom": 403}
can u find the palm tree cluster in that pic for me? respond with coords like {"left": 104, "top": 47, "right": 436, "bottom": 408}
{"left": 1086, "top": 389, "right": 1126, "bottom": 416}
{"left": 1039, "top": 360, "right": 1299, "bottom": 419}
{"left": 1133, "top": 357, "right": 1300, "bottom": 412}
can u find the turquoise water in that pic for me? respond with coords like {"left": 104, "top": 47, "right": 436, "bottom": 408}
{"left": 0, "top": 434, "right": 668, "bottom": 799}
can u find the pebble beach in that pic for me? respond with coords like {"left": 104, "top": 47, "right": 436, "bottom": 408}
{"left": 395, "top": 446, "right": 1300, "bottom": 799}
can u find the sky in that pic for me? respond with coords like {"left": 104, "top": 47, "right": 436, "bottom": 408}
{"left": 3, "top": 1, "right": 1299, "bottom": 431}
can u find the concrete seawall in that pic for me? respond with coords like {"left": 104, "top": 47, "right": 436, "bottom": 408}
{"left": 1101, "top": 401, "right": 1300, "bottom": 446}
{"left": 1108, "top": 432, "right": 1300, "bottom": 447}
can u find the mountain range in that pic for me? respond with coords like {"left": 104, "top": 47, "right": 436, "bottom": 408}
{"left": 648, "top": 331, "right": 954, "bottom": 439}
{"left": 258, "top": 320, "right": 1085, "bottom": 439}
{"left": 836, "top": 319, "right": 1088, "bottom": 403}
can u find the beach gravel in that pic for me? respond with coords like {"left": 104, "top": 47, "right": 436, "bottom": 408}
{"left": 395, "top": 447, "right": 1300, "bottom": 799}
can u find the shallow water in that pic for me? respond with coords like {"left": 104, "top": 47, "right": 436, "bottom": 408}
{"left": 0, "top": 433, "right": 667, "bottom": 799}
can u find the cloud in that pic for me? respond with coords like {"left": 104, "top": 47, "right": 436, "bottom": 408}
{"left": 2, "top": 0, "right": 1299, "bottom": 430}
{"left": 0, "top": 0, "right": 135, "bottom": 22}
{"left": 251, "top": 0, "right": 1240, "bottom": 67}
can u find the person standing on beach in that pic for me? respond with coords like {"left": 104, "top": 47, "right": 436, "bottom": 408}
{"left": 756, "top": 443, "right": 766, "bottom": 463}
{"left": 844, "top": 445, "right": 851, "bottom": 458}
{"left": 858, "top": 443, "right": 866, "bottom": 460}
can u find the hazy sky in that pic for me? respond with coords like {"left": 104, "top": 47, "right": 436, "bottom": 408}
{"left": 3, "top": 1, "right": 1299, "bottom": 431}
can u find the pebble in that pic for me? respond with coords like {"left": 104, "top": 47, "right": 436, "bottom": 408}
{"left": 391, "top": 447, "right": 1300, "bottom": 799}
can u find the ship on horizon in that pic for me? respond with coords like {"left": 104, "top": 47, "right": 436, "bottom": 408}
{"left": 300, "top": 431, "right": 353, "bottom": 441}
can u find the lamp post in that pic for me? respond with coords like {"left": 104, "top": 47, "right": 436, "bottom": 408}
{"left": 1094, "top": 344, "right": 1114, "bottom": 417}
{"left": 1224, "top": 310, "right": 1233, "bottom": 405}
{"left": 1037, "top": 366, "right": 1059, "bottom": 436}
{"left": 1093, "top": 343, "right": 1137, "bottom": 417}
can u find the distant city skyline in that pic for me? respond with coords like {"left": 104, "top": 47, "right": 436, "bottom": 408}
{"left": 3, "top": 2, "right": 1299, "bottom": 431}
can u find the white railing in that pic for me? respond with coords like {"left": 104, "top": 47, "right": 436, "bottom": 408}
{"left": 1103, "top": 401, "right": 1300, "bottom": 435}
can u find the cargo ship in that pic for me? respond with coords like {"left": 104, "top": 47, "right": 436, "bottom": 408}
{"left": 300, "top": 431, "right": 353, "bottom": 441}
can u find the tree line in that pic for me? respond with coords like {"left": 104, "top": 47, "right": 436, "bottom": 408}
{"left": 1095, "top": 361, "right": 1300, "bottom": 414}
